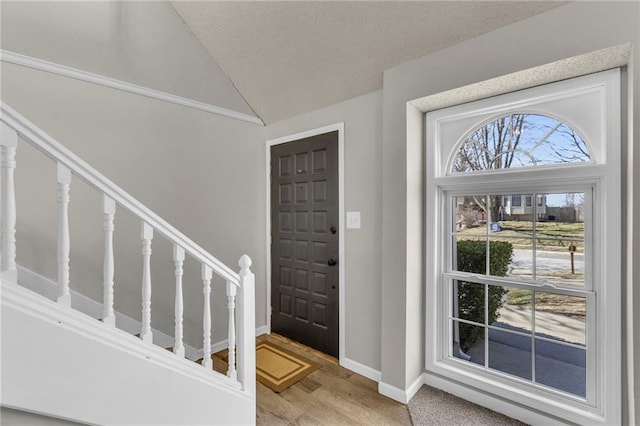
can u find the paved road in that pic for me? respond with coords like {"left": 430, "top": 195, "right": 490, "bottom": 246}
{"left": 510, "top": 249, "right": 584, "bottom": 278}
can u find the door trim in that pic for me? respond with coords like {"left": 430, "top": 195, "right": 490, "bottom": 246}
{"left": 265, "top": 123, "right": 345, "bottom": 361}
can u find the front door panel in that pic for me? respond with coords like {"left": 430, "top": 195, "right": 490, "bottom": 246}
{"left": 271, "top": 131, "right": 339, "bottom": 356}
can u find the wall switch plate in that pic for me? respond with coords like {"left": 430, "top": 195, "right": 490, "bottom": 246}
{"left": 346, "top": 211, "right": 361, "bottom": 229}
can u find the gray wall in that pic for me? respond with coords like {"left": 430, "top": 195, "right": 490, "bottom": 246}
{"left": 1, "top": 62, "right": 266, "bottom": 349}
{"left": 266, "top": 90, "right": 383, "bottom": 371}
{"left": 1, "top": 1, "right": 255, "bottom": 117}
{"left": 379, "top": 0, "right": 639, "bottom": 420}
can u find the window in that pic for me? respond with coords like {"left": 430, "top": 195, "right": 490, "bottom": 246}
{"left": 425, "top": 70, "right": 621, "bottom": 425}
{"left": 450, "top": 190, "right": 589, "bottom": 395}
{"left": 451, "top": 114, "right": 591, "bottom": 174}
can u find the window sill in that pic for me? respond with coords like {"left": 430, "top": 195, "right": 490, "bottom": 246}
{"left": 427, "top": 358, "right": 607, "bottom": 425}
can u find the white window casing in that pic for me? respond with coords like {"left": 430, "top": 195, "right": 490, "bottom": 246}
{"left": 425, "top": 69, "right": 621, "bottom": 425}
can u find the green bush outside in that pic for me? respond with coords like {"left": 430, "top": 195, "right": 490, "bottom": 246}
{"left": 456, "top": 239, "right": 513, "bottom": 352}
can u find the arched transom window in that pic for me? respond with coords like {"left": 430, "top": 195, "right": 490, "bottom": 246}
{"left": 451, "top": 114, "right": 590, "bottom": 174}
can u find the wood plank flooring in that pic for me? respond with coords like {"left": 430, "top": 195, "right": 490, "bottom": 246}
{"left": 253, "top": 334, "right": 412, "bottom": 425}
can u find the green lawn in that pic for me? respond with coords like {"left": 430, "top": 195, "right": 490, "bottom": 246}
{"left": 507, "top": 288, "right": 586, "bottom": 319}
{"left": 458, "top": 220, "right": 587, "bottom": 318}
{"left": 458, "top": 220, "right": 584, "bottom": 252}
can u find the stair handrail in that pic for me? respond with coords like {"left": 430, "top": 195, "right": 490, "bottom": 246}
{"left": 0, "top": 101, "right": 239, "bottom": 285}
{"left": 1, "top": 101, "right": 255, "bottom": 397}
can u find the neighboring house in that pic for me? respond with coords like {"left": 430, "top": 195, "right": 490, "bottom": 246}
{"left": 502, "top": 194, "right": 547, "bottom": 220}
{"left": 454, "top": 194, "right": 548, "bottom": 228}
{"left": 1, "top": 2, "right": 638, "bottom": 426}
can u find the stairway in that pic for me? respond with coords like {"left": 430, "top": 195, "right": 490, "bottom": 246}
{"left": 0, "top": 102, "right": 256, "bottom": 425}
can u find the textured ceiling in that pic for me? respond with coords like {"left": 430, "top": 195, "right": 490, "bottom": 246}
{"left": 171, "top": 1, "right": 565, "bottom": 125}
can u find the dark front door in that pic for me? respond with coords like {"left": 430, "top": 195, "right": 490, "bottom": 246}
{"left": 271, "top": 131, "right": 339, "bottom": 357}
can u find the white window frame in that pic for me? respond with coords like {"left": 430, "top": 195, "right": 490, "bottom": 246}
{"left": 425, "top": 70, "right": 621, "bottom": 425}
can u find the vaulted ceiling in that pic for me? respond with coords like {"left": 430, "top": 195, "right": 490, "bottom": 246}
{"left": 171, "top": 1, "right": 565, "bottom": 124}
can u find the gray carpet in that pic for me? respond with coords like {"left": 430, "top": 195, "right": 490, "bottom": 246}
{"left": 407, "top": 385, "right": 526, "bottom": 426}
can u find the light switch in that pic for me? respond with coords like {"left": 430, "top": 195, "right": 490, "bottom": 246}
{"left": 346, "top": 211, "right": 361, "bottom": 229}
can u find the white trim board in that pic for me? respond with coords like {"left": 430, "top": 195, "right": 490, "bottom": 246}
{"left": 378, "top": 374, "right": 424, "bottom": 404}
{"left": 265, "top": 123, "right": 346, "bottom": 362}
{"left": 341, "top": 357, "right": 381, "bottom": 383}
{"left": 255, "top": 325, "right": 269, "bottom": 337}
{"left": 0, "top": 50, "right": 264, "bottom": 126}
{"left": 198, "top": 325, "right": 270, "bottom": 360}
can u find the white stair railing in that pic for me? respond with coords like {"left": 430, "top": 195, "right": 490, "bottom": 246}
{"left": 56, "top": 163, "right": 72, "bottom": 306}
{"left": 173, "top": 245, "right": 186, "bottom": 358}
{"left": 102, "top": 195, "right": 116, "bottom": 327}
{"left": 0, "top": 102, "right": 255, "bottom": 396}
{"left": 0, "top": 121, "right": 17, "bottom": 283}
{"left": 202, "top": 265, "right": 213, "bottom": 369}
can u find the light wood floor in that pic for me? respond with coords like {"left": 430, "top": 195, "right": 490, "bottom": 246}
{"left": 253, "top": 334, "right": 412, "bottom": 425}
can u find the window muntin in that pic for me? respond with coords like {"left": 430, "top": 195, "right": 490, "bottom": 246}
{"left": 448, "top": 190, "right": 589, "bottom": 398}
{"left": 449, "top": 282, "right": 588, "bottom": 397}
{"left": 451, "top": 192, "right": 586, "bottom": 288}
{"left": 451, "top": 114, "right": 590, "bottom": 174}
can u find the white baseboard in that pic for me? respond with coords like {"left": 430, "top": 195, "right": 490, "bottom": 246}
{"left": 341, "top": 357, "right": 382, "bottom": 382}
{"left": 17, "top": 265, "right": 201, "bottom": 360}
{"left": 197, "top": 324, "right": 272, "bottom": 359}
{"left": 378, "top": 374, "right": 424, "bottom": 404}
{"left": 406, "top": 374, "right": 426, "bottom": 402}
{"left": 378, "top": 382, "right": 409, "bottom": 404}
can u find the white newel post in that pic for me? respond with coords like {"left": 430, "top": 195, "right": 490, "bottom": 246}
{"left": 237, "top": 255, "right": 255, "bottom": 396}
{"left": 226, "top": 279, "right": 237, "bottom": 381}
{"left": 140, "top": 222, "right": 153, "bottom": 343}
{"left": 173, "top": 245, "right": 185, "bottom": 358}
{"left": 102, "top": 195, "right": 116, "bottom": 326}
{"left": 56, "top": 163, "right": 72, "bottom": 306}
{"left": 202, "top": 264, "right": 212, "bottom": 369}
{"left": 0, "top": 123, "right": 18, "bottom": 283}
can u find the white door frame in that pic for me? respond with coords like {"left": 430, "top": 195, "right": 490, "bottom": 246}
{"left": 265, "top": 123, "right": 345, "bottom": 362}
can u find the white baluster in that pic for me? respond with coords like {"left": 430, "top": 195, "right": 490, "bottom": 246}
{"left": 236, "top": 255, "right": 256, "bottom": 396}
{"left": 140, "top": 222, "right": 153, "bottom": 343}
{"left": 56, "top": 163, "right": 71, "bottom": 307}
{"left": 226, "top": 280, "right": 237, "bottom": 381}
{"left": 0, "top": 123, "right": 18, "bottom": 283}
{"left": 202, "top": 264, "right": 212, "bottom": 369}
{"left": 173, "top": 245, "right": 185, "bottom": 358}
{"left": 102, "top": 195, "right": 116, "bottom": 326}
